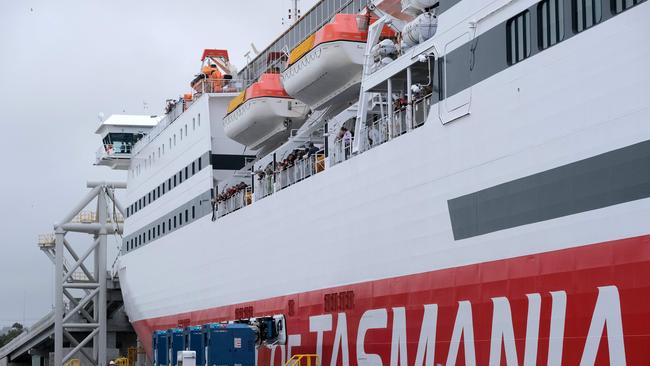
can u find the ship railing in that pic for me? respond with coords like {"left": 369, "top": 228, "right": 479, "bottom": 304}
{"left": 330, "top": 138, "right": 354, "bottom": 166}
{"left": 217, "top": 187, "right": 253, "bottom": 217}
{"left": 284, "top": 354, "right": 321, "bottom": 366}
{"left": 252, "top": 152, "right": 326, "bottom": 202}
{"left": 357, "top": 94, "right": 433, "bottom": 155}
{"left": 254, "top": 175, "right": 275, "bottom": 201}
{"left": 132, "top": 78, "right": 248, "bottom": 155}
{"left": 95, "top": 143, "right": 133, "bottom": 163}
{"left": 277, "top": 153, "right": 323, "bottom": 190}
{"left": 194, "top": 78, "right": 248, "bottom": 94}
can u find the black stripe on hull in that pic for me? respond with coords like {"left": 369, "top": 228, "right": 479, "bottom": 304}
{"left": 448, "top": 140, "right": 650, "bottom": 240}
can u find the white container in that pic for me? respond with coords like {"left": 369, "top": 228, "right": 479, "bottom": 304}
{"left": 401, "top": 12, "right": 438, "bottom": 50}
{"left": 401, "top": 0, "right": 438, "bottom": 16}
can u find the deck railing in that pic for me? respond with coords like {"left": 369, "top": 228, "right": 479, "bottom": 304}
{"left": 132, "top": 79, "right": 249, "bottom": 155}
{"left": 216, "top": 95, "right": 432, "bottom": 218}
{"left": 217, "top": 188, "right": 252, "bottom": 218}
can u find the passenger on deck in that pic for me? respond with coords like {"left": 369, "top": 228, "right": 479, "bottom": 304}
{"left": 368, "top": 124, "right": 381, "bottom": 147}
{"left": 286, "top": 152, "right": 296, "bottom": 168}
{"left": 264, "top": 163, "right": 274, "bottom": 177}
{"left": 340, "top": 127, "right": 353, "bottom": 159}
{"left": 306, "top": 142, "right": 319, "bottom": 157}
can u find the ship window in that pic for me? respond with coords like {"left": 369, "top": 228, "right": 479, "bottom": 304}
{"left": 538, "top": 0, "right": 564, "bottom": 49}
{"left": 162, "top": 222, "right": 166, "bottom": 234}
{"left": 198, "top": 157, "right": 202, "bottom": 170}
{"left": 157, "top": 186, "right": 161, "bottom": 197}
{"left": 174, "top": 134, "right": 176, "bottom": 146}
{"left": 173, "top": 216, "right": 177, "bottom": 228}
{"left": 179, "top": 213, "right": 183, "bottom": 225}
{"left": 174, "top": 175, "right": 177, "bottom": 187}
{"left": 169, "top": 138, "right": 172, "bottom": 150}
{"left": 180, "top": 128, "right": 183, "bottom": 140}
{"left": 611, "top": 0, "right": 642, "bottom": 13}
{"left": 126, "top": 207, "right": 129, "bottom": 217}
{"left": 185, "top": 209, "right": 188, "bottom": 222}
{"left": 573, "top": 0, "right": 601, "bottom": 32}
{"left": 179, "top": 171, "right": 183, "bottom": 184}
{"left": 192, "top": 206, "right": 195, "bottom": 219}
{"left": 185, "top": 125, "right": 187, "bottom": 136}
{"left": 148, "top": 230, "right": 151, "bottom": 241}
{"left": 193, "top": 118, "right": 196, "bottom": 130}
{"left": 507, "top": 10, "right": 531, "bottom": 65}
{"left": 198, "top": 113, "right": 201, "bottom": 126}
{"left": 148, "top": 192, "right": 151, "bottom": 204}
{"left": 185, "top": 167, "right": 189, "bottom": 179}
{"left": 168, "top": 178, "right": 171, "bottom": 191}
{"left": 192, "top": 162, "right": 195, "bottom": 175}
{"left": 168, "top": 218, "right": 171, "bottom": 230}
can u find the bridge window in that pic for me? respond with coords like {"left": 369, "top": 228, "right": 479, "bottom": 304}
{"left": 538, "top": 0, "right": 564, "bottom": 49}
{"left": 507, "top": 10, "right": 531, "bottom": 65}
{"left": 573, "top": 0, "right": 601, "bottom": 32}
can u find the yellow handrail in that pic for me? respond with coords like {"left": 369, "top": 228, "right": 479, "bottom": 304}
{"left": 284, "top": 354, "right": 321, "bottom": 366}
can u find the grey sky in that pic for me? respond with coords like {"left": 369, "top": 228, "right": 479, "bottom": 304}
{"left": 0, "top": 0, "right": 318, "bottom": 327}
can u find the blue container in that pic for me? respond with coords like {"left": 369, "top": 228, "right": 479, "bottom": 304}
{"left": 185, "top": 326, "right": 205, "bottom": 366}
{"left": 152, "top": 330, "right": 170, "bottom": 366}
{"left": 168, "top": 328, "right": 186, "bottom": 366}
{"left": 203, "top": 323, "right": 255, "bottom": 366}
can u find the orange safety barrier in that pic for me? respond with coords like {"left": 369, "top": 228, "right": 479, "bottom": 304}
{"left": 284, "top": 354, "right": 320, "bottom": 366}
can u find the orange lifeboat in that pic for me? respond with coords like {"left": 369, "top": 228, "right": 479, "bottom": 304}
{"left": 281, "top": 14, "right": 394, "bottom": 113}
{"left": 224, "top": 73, "right": 309, "bottom": 153}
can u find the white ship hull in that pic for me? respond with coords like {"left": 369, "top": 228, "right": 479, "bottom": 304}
{"left": 117, "top": 1, "right": 650, "bottom": 364}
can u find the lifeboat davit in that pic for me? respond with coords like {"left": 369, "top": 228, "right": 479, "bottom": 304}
{"left": 281, "top": 14, "right": 394, "bottom": 113}
{"left": 224, "top": 73, "right": 309, "bottom": 153}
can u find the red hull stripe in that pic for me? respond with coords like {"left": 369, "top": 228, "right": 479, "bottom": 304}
{"left": 133, "top": 235, "right": 650, "bottom": 365}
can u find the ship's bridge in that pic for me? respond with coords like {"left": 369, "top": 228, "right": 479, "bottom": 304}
{"left": 95, "top": 114, "right": 160, "bottom": 170}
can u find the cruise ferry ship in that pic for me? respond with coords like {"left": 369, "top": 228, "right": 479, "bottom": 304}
{"left": 94, "top": 0, "right": 650, "bottom": 364}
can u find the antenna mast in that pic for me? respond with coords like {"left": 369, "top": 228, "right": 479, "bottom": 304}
{"left": 287, "top": 0, "right": 301, "bottom": 25}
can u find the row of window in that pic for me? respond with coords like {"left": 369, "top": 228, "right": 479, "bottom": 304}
{"left": 506, "top": 0, "right": 644, "bottom": 65}
{"left": 126, "top": 153, "right": 209, "bottom": 218}
{"left": 126, "top": 205, "right": 198, "bottom": 251}
{"left": 131, "top": 113, "right": 201, "bottom": 178}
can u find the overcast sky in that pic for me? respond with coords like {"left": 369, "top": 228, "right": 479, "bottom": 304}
{"left": 0, "top": 0, "right": 318, "bottom": 327}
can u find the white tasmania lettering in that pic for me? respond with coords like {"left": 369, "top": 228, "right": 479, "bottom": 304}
{"left": 579, "top": 286, "right": 626, "bottom": 366}
{"left": 269, "top": 345, "right": 286, "bottom": 366}
{"left": 446, "top": 301, "right": 476, "bottom": 366}
{"left": 310, "top": 314, "right": 332, "bottom": 362}
{"left": 414, "top": 304, "right": 438, "bottom": 366}
{"left": 331, "top": 313, "right": 350, "bottom": 366}
{"left": 523, "top": 294, "right": 541, "bottom": 366}
{"left": 357, "top": 309, "right": 387, "bottom": 366}
{"left": 547, "top": 291, "right": 566, "bottom": 366}
{"left": 390, "top": 307, "right": 408, "bottom": 366}
{"left": 489, "top": 297, "right": 518, "bottom": 366}
{"left": 309, "top": 314, "right": 332, "bottom": 360}
{"left": 287, "top": 334, "right": 302, "bottom": 360}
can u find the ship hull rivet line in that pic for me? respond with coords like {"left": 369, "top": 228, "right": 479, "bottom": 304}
{"left": 51, "top": 181, "right": 126, "bottom": 366}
